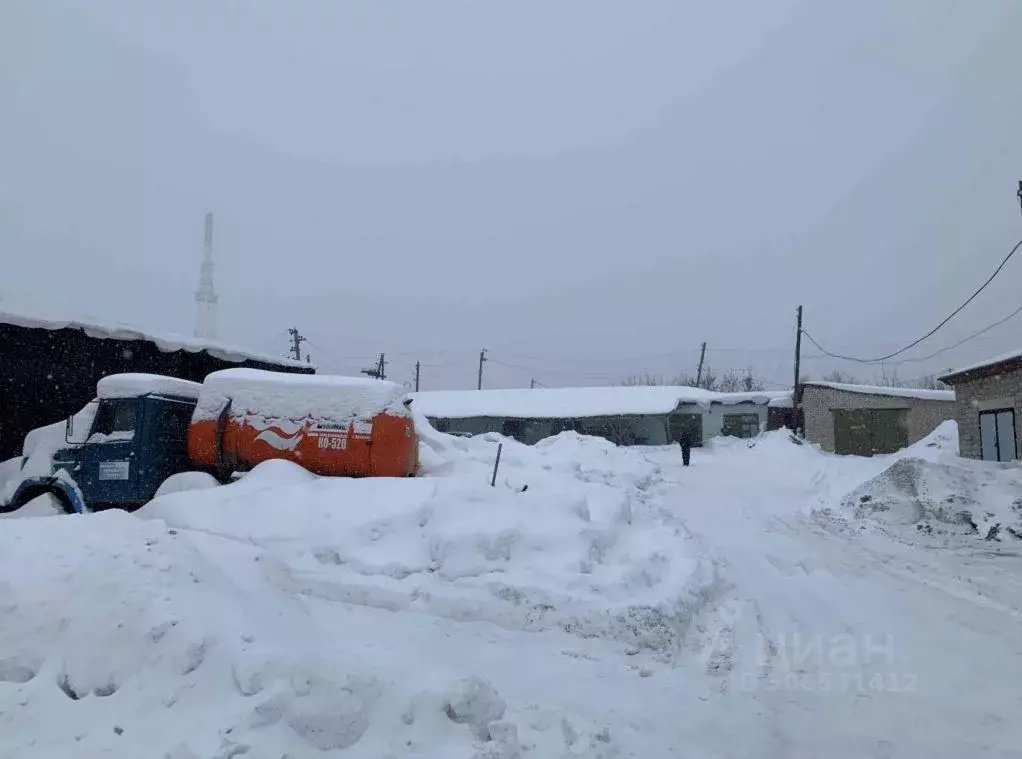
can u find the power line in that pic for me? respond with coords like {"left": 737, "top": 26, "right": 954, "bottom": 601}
{"left": 488, "top": 358, "right": 624, "bottom": 381}
{"left": 882, "top": 302, "right": 1022, "bottom": 366}
{"left": 495, "top": 349, "right": 700, "bottom": 366}
{"left": 802, "top": 235, "right": 1022, "bottom": 364}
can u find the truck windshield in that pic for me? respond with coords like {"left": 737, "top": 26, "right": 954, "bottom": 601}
{"left": 91, "top": 399, "right": 138, "bottom": 437}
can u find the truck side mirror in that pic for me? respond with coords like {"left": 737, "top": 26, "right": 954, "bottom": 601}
{"left": 65, "top": 414, "right": 74, "bottom": 444}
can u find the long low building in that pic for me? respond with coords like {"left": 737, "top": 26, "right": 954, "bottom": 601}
{"left": 410, "top": 386, "right": 793, "bottom": 446}
{"left": 0, "top": 308, "right": 313, "bottom": 460}
{"left": 801, "top": 381, "right": 954, "bottom": 455}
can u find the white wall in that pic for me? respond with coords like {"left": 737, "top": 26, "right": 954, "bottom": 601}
{"left": 701, "top": 403, "right": 768, "bottom": 439}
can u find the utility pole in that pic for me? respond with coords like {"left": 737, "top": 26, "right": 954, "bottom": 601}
{"left": 287, "top": 327, "right": 306, "bottom": 362}
{"left": 477, "top": 350, "right": 487, "bottom": 390}
{"left": 414, "top": 361, "right": 421, "bottom": 392}
{"left": 1017, "top": 180, "right": 1021, "bottom": 217}
{"left": 696, "top": 342, "right": 707, "bottom": 387}
{"left": 530, "top": 378, "right": 536, "bottom": 389}
{"left": 793, "top": 305, "right": 803, "bottom": 433}
{"left": 361, "top": 353, "right": 387, "bottom": 380}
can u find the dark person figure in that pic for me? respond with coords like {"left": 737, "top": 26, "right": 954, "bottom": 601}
{"left": 679, "top": 431, "right": 692, "bottom": 466}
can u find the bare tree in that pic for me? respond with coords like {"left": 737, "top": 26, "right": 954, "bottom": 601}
{"left": 822, "top": 369, "right": 857, "bottom": 384}
{"left": 620, "top": 373, "right": 663, "bottom": 386}
{"left": 675, "top": 366, "right": 718, "bottom": 391}
{"left": 717, "top": 369, "right": 744, "bottom": 393}
{"left": 908, "top": 374, "right": 949, "bottom": 390}
{"left": 624, "top": 364, "right": 761, "bottom": 393}
{"left": 887, "top": 373, "right": 949, "bottom": 390}
{"left": 818, "top": 364, "right": 949, "bottom": 391}
{"left": 742, "top": 367, "right": 764, "bottom": 392}
{"left": 874, "top": 364, "right": 905, "bottom": 388}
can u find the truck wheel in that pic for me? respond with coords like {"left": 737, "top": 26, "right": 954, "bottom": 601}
{"left": 7, "top": 486, "right": 75, "bottom": 515}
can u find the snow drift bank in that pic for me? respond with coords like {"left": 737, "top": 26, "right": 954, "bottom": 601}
{"left": 844, "top": 454, "right": 1022, "bottom": 541}
{"left": 141, "top": 440, "right": 715, "bottom": 653}
{"left": 0, "top": 509, "right": 530, "bottom": 757}
{"left": 0, "top": 421, "right": 718, "bottom": 757}
{"left": 815, "top": 421, "right": 1021, "bottom": 541}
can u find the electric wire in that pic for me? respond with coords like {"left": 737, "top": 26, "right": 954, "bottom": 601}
{"left": 801, "top": 236, "right": 1022, "bottom": 363}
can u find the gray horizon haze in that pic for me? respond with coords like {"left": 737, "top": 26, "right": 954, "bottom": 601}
{"left": 3, "top": 0, "right": 1021, "bottom": 390}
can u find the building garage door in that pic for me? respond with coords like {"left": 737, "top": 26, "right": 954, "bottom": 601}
{"left": 832, "top": 409, "right": 908, "bottom": 456}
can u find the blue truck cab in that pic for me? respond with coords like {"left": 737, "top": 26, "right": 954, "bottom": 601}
{"left": 6, "top": 374, "right": 205, "bottom": 514}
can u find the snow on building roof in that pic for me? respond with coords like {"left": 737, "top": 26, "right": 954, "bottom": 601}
{"left": 97, "top": 374, "right": 202, "bottom": 401}
{"left": 802, "top": 381, "right": 954, "bottom": 402}
{"left": 721, "top": 390, "right": 793, "bottom": 407}
{"left": 410, "top": 386, "right": 789, "bottom": 420}
{"left": 0, "top": 307, "right": 308, "bottom": 370}
{"left": 195, "top": 368, "right": 409, "bottom": 423}
{"left": 939, "top": 349, "right": 1022, "bottom": 382}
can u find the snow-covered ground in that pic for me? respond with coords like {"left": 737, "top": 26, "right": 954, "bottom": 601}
{"left": 1, "top": 420, "right": 1021, "bottom": 758}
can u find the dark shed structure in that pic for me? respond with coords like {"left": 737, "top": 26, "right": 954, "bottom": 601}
{"left": 1, "top": 311, "right": 314, "bottom": 460}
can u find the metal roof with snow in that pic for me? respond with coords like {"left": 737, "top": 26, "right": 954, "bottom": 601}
{"left": 938, "top": 350, "right": 1022, "bottom": 384}
{"left": 410, "top": 386, "right": 789, "bottom": 420}
{"left": 0, "top": 307, "right": 309, "bottom": 371}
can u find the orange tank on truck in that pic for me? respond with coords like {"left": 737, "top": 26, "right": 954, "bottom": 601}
{"left": 187, "top": 369, "right": 418, "bottom": 478}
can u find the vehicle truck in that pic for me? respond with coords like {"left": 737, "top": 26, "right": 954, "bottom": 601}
{"left": 3, "top": 369, "right": 418, "bottom": 514}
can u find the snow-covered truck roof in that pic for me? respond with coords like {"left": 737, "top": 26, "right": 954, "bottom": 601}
{"left": 410, "top": 386, "right": 790, "bottom": 420}
{"left": 801, "top": 381, "right": 954, "bottom": 402}
{"left": 97, "top": 374, "right": 202, "bottom": 401}
{"left": 0, "top": 306, "right": 309, "bottom": 370}
{"left": 195, "top": 369, "right": 410, "bottom": 423}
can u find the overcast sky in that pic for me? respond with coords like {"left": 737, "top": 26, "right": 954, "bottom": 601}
{"left": 3, "top": 0, "right": 1021, "bottom": 390}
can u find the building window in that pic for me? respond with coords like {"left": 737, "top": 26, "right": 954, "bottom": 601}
{"left": 980, "top": 409, "right": 1016, "bottom": 462}
{"left": 722, "top": 413, "right": 760, "bottom": 439}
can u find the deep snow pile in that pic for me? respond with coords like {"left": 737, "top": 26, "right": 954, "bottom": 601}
{"left": 0, "top": 420, "right": 713, "bottom": 757}
{"left": 842, "top": 456, "right": 1022, "bottom": 542}
{"left": 0, "top": 510, "right": 536, "bottom": 758}
{"left": 820, "top": 421, "right": 1021, "bottom": 541}
{"left": 142, "top": 430, "right": 714, "bottom": 654}
{"left": 4, "top": 416, "right": 1021, "bottom": 757}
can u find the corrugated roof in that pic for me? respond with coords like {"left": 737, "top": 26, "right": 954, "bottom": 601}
{"left": 1, "top": 307, "right": 309, "bottom": 371}
{"left": 410, "top": 386, "right": 790, "bottom": 420}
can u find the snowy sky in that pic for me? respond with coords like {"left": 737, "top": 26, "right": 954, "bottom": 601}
{"left": 3, "top": 0, "right": 1021, "bottom": 391}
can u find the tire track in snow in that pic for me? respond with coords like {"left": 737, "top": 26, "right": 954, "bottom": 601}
{"left": 646, "top": 446, "right": 1022, "bottom": 758}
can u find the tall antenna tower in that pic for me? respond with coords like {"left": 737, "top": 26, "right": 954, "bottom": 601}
{"left": 194, "top": 212, "right": 218, "bottom": 339}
